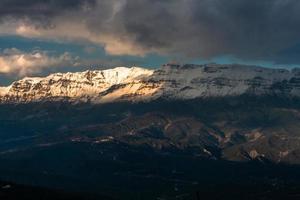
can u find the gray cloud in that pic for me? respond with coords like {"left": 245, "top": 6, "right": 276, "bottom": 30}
{"left": 0, "top": 0, "right": 95, "bottom": 17}
{"left": 0, "top": 48, "right": 80, "bottom": 76}
{"left": 114, "top": 0, "right": 300, "bottom": 62}
{"left": 0, "top": 0, "right": 96, "bottom": 29}
{"left": 1, "top": 0, "right": 300, "bottom": 63}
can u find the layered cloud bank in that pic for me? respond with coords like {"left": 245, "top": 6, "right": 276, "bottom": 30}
{"left": 0, "top": 0, "right": 300, "bottom": 63}
{"left": 0, "top": 48, "right": 78, "bottom": 76}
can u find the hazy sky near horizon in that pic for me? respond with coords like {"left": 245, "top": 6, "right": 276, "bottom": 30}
{"left": 1, "top": 0, "right": 300, "bottom": 84}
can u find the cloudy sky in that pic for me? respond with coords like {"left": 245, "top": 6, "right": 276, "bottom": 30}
{"left": 0, "top": 0, "right": 300, "bottom": 85}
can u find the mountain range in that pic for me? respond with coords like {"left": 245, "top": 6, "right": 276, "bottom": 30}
{"left": 1, "top": 64, "right": 300, "bottom": 199}
{"left": 1, "top": 63, "right": 300, "bottom": 103}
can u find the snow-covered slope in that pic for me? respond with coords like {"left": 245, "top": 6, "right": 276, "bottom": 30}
{"left": 1, "top": 64, "right": 300, "bottom": 103}
{"left": 0, "top": 87, "right": 9, "bottom": 96}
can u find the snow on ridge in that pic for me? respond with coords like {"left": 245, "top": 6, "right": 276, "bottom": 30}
{"left": 0, "top": 86, "right": 9, "bottom": 96}
{"left": 0, "top": 66, "right": 156, "bottom": 102}
{"left": 20, "top": 66, "right": 154, "bottom": 85}
{"left": 0, "top": 64, "right": 300, "bottom": 103}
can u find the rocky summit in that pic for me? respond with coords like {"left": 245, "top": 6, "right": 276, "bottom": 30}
{"left": 1, "top": 63, "right": 300, "bottom": 104}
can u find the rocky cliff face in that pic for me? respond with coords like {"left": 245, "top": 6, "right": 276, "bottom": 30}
{"left": 1, "top": 63, "right": 300, "bottom": 103}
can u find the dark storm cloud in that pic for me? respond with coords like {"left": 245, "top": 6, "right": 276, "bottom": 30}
{"left": 0, "top": 0, "right": 96, "bottom": 27}
{"left": 1, "top": 0, "right": 300, "bottom": 63}
{"left": 0, "top": 0, "right": 95, "bottom": 17}
{"left": 113, "top": 0, "right": 300, "bottom": 62}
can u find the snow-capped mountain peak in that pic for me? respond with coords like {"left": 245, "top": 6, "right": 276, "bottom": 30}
{"left": 0, "top": 64, "right": 300, "bottom": 104}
